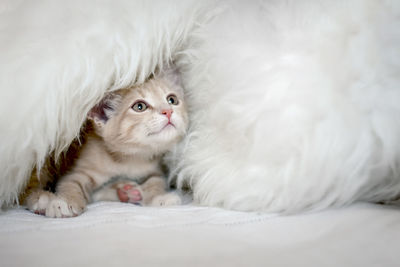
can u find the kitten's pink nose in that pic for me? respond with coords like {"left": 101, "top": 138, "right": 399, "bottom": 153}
{"left": 161, "top": 109, "right": 173, "bottom": 120}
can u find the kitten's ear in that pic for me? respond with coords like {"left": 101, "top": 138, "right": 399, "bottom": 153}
{"left": 162, "top": 67, "right": 181, "bottom": 85}
{"left": 158, "top": 67, "right": 183, "bottom": 92}
{"left": 88, "top": 92, "right": 122, "bottom": 128}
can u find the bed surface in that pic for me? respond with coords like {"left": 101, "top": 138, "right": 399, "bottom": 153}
{"left": 1, "top": 202, "right": 399, "bottom": 267}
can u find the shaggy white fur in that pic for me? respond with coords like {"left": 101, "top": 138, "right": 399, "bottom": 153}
{"left": 169, "top": 0, "right": 400, "bottom": 212}
{"left": 0, "top": 0, "right": 214, "bottom": 207}
{"left": 1, "top": 0, "right": 400, "bottom": 212}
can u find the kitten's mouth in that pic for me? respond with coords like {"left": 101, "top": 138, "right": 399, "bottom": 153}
{"left": 148, "top": 122, "right": 175, "bottom": 136}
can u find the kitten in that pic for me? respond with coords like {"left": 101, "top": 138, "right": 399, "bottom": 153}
{"left": 25, "top": 70, "right": 188, "bottom": 218}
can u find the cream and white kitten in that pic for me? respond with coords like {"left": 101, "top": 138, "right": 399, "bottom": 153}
{"left": 26, "top": 71, "right": 188, "bottom": 218}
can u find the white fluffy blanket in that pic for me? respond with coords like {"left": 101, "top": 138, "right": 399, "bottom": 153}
{"left": 1, "top": 0, "right": 400, "bottom": 212}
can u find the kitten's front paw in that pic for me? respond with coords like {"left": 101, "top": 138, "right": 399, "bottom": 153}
{"left": 26, "top": 190, "right": 54, "bottom": 215}
{"left": 27, "top": 191, "right": 84, "bottom": 218}
{"left": 46, "top": 197, "right": 85, "bottom": 218}
{"left": 151, "top": 193, "right": 182, "bottom": 207}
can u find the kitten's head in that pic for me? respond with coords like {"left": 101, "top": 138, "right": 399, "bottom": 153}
{"left": 88, "top": 70, "right": 188, "bottom": 158}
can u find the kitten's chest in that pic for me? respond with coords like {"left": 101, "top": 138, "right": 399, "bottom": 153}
{"left": 78, "top": 138, "right": 162, "bottom": 185}
{"left": 112, "top": 157, "right": 160, "bottom": 179}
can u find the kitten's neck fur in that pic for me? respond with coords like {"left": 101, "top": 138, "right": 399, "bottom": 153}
{"left": 89, "top": 129, "right": 163, "bottom": 164}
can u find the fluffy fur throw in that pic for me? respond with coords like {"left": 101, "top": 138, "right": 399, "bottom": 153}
{"left": 1, "top": 0, "right": 400, "bottom": 212}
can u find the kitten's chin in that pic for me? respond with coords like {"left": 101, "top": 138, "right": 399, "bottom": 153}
{"left": 148, "top": 123, "right": 176, "bottom": 137}
{"left": 146, "top": 125, "right": 183, "bottom": 150}
{"left": 147, "top": 124, "right": 184, "bottom": 145}
{"left": 107, "top": 126, "right": 183, "bottom": 158}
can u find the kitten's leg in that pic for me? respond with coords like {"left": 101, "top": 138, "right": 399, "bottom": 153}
{"left": 110, "top": 177, "right": 181, "bottom": 206}
{"left": 26, "top": 189, "right": 55, "bottom": 215}
{"left": 91, "top": 185, "right": 121, "bottom": 202}
{"left": 140, "top": 176, "right": 182, "bottom": 206}
{"left": 151, "top": 192, "right": 182, "bottom": 206}
{"left": 44, "top": 173, "right": 95, "bottom": 218}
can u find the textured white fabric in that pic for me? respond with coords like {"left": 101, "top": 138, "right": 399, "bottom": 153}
{"left": 1, "top": 203, "right": 399, "bottom": 267}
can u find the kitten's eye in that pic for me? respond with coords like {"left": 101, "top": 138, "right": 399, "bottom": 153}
{"left": 167, "top": 94, "right": 179, "bottom": 105}
{"left": 132, "top": 101, "right": 148, "bottom": 112}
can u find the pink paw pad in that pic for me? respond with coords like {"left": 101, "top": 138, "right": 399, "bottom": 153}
{"left": 117, "top": 184, "right": 142, "bottom": 204}
{"left": 34, "top": 210, "right": 45, "bottom": 216}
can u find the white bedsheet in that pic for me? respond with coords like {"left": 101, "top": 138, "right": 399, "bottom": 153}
{"left": 1, "top": 202, "right": 399, "bottom": 267}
